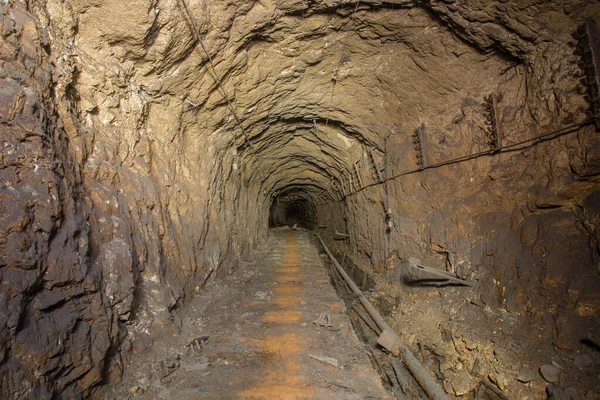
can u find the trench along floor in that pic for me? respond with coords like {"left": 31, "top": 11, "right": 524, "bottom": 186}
{"left": 103, "top": 227, "right": 393, "bottom": 400}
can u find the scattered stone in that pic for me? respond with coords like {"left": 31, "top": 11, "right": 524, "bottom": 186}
{"left": 551, "top": 361, "right": 564, "bottom": 370}
{"left": 448, "top": 370, "right": 475, "bottom": 396}
{"left": 308, "top": 354, "right": 341, "bottom": 368}
{"left": 184, "top": 359, "right": 210, "bottom": 372}
{"left": 517, "top": 368, "right": 536, "bottom": 383}
{"left": 158, "top": 388, "right": 172, "bottom": 399}
{"left": 132, "top": 333, "right": 154, "bottom": 353}
{"left": 187, "top": 336, "right": 209, "bottom": 354}
{"left": 441, "top": 328, "right": 453, "bottom": 342}
{"left": 254, "top": 291, "right": 271, "bottom": 300}
{"left": 2, "top": 0, "right": 600, "bottom": 398}
{"left": 546, "top": 384, "right": 570, "bottom": 400}
{"left": 158, "top": 355, "right": 181, "bottom": 379}
{"left": 462, "top": 336, "right": 478, "bottom": 351}
{"left": 376, "top": 329, "right": 401, "bottom": 356}
{"left": 493, "top": 346, "right": 506, "bottom": 361}
{"left": 439, "top": 361, "right": 452, "bottom": 374}
{"left": 540, "top": 364, "right": 561, "bottom": 383}
{"left": 489, "top": 372, "right": 509, "bottom": 390}
{"left": 573, "top": 354, "right": 593, "bottom": 369}
{"left": 471, "top": 359, "right": 483, "bottom": 377}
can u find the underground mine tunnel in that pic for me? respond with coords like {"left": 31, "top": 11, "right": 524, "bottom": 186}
{"left": 269, "top": 189, "right": 318, "bottom": 228}
{"left": 1, "top": 0, "right": 600, "bottom": 399}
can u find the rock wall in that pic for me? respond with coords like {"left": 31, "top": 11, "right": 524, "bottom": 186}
{"left": 1, "top": 1, "right": 245, "bottom": 398}
{"left": 317, "top": 2, "right": 600, "bottom": 397}
{"left": 0, "top": 3, "right": 119, "bottom": 398}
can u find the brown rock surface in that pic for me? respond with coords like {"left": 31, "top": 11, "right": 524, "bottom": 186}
{"left": 0, "top": 0, "right": 599, "bottom": 398}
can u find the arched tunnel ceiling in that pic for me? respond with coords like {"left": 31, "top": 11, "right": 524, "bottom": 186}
{"left": 62, "top": 0, "right": 537, "bottom": 199}
{"left": 40, "top": 0, "right": 593, "bottom": 222}
{"left": 241, "top": 123, "right": 364, "bottom": 197}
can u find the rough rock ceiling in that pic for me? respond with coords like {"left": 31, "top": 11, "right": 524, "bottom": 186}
{"left": 45, "top": 0, "right": 590, "bottom": 208}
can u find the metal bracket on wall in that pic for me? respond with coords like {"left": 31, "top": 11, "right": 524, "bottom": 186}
{"left": 385, "top": 208, "right": 393, "bottom": 232}
{"left": 576, "top": 19, "right": 600, "bottom": 130}
{"left": 354, "top": 161, "right": 364, "bottom": 189}
{"left": 344, "top": 168, "right": 355, "bottom": 193}
{"left": 369, "top": 147, "right": 384, "bottom": 183}
{"left": 332, "top": 180, "right": 344, "bottom": 201}
{"left": 412, "top": 124, "right": 427, "bottom": 169}
{"left": 361, "top": 152, "right": 373, "bottom": 185}
{"left": 484, "top": 94, "right": 502, "bottom": 151}
{"left": 232, "top": 148, "right": 238, "bottom": 171}
{"left": 339, "top": 172, "right": 348, "bottom": 196}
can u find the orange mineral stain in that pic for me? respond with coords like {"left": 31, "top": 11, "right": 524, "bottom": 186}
{"left": 263, "top": 310, "right": 302, "bottom": 323}
{"left": 276, "top": 274, "right": 302, "bottom": 284}
{"left": 277, "top": 266, "right": 300, "bottom": 274}
{"left": 238, "top": 230, "right": 313, "bottom": 400}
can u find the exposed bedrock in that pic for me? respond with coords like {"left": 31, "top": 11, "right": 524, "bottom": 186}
{"left": 0, "top": 0, "right": 599, "bottom": 398}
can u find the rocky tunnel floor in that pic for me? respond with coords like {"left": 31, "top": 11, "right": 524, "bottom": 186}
{"left": 101, "top": 227, "right": 392, "bottom": 400}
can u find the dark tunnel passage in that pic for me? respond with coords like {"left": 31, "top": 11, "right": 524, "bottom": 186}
{"left": 268, "top": 189, "right": 317, "bottom": 229}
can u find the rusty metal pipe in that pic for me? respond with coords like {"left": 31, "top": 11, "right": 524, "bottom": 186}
{"left": 316, "top": 234, "right": 449, "bottom": 400}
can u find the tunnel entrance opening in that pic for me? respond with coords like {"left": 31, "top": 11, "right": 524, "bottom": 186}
{"left": 268, "top": 190, "right": 317, "bottom": 229}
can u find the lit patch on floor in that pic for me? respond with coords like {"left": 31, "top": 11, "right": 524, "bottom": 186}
{"left": 259, "top": 333, "right": 305, "bottom": 356}
{"left": 238, "top": 231, "right": 314, "bottom": 400}
{"left": 238, "top": 362, "right": 312, "bottom": 400}
{"left": 238, "top": 382, "right": 312, "bottom": 400}
{"left": 276, "top": 274, "right": 303, "bottom": 283}
{"left": 273, "top": 285, "right": 301, "bottom": 296}
{"left": 274, "top": 295, "right": 299, "bottom": 308}
{"left": 263, "top": 310, "right": 302, "bottom": 323}
{"left": 277, "top": 266, "right": 300, "bottom": 274}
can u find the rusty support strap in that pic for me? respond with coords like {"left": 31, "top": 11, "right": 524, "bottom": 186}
{"left": 316, "top": 234, "right": 449, "bottom": 400}
{"left": 578, "top": 19, "right": 600, "bottom": 129}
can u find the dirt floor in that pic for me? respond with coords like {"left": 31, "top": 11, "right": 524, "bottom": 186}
{"left": 97, "top": 226, "right": 600, "bottom": 400}
{"left": 100, "top": 228, "right": 394, "bottom": 399}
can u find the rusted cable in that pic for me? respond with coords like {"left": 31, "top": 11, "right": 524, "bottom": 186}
{"left": 316, "top": 234, "right": 450, "bottom": 400}
{"left": 328, "top": 117, "right": 598, "bottom": 202}
{"left": 178, "top": 0, "right": 250, "bottom": 147}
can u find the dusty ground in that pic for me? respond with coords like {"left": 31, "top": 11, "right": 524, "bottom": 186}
{"left": 99, "top": 225, "right": 600, "bottom": 400}
{"left": 365, "top": 273, "right": 600, "bottom": 400}
{"left": 100, "top": 227, "right": 393, "bottom": 399}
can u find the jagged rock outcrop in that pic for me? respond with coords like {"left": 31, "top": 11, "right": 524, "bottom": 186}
{"left": 0, "top": 4, "right": 118, "bottom": 398}
{"left": 0, "top": 0, "right": 599, "bottom": 398}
